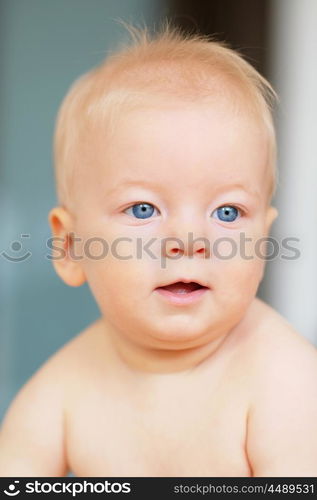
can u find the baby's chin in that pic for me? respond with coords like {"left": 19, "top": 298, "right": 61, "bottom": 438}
{"left": 136, "top": 314, "right": 224, "bottom": 350}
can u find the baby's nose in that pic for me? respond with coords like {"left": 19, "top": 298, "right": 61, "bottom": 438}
{"left": 162, "top": 233, "right": 211, "bottom": 259}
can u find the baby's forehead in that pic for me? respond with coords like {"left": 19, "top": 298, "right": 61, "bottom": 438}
{"left": 86, "top": 105, "right": 268, "bottom": 196}
{"left": 67, "top": 106, "right": 272, "bottom": 214}
{"left": 87, "top": 86, "right": 269, "bottom": 152}
{"left": 90, "top": 93, "right": 269, "bottom": 153}
{"left": 87, "top": 68, "right": 263, "bottom": 125}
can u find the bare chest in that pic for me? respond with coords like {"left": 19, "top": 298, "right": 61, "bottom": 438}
{"left": 65, "top": 377, "right": 251, "bottom": 477}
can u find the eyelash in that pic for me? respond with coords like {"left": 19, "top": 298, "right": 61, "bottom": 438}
{"left": 123, "top": 202, "right": 245, "bottom": 222}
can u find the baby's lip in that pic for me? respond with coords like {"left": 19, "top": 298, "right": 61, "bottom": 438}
{"left": 155, "top": 278, "right": 210, "bottom": 291}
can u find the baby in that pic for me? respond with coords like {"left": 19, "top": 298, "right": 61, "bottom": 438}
{"left": 1, "top": 23, "right": 317, "bottom": 478}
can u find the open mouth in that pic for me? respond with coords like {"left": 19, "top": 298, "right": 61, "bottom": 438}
{"left": 157, "top": 281, "right": 208, "bottom": 294}
{"left": 155, "top": 280, "right": 209, "bottom": 305}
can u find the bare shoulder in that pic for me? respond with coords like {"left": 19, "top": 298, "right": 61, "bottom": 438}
{"left": 240, "top": 297, "right": 316, "bottom": 366}
{"left": 0, "top": 318, "right": 104, "bottom": 476}
{"left": 243, "top": 296, "right": 317, "bottom": 409}
{"left": 46, "top": 317, "right": 108, "bottom": 372}
{"left": 244, "top": 298, "right": 317, "bottom": 476}
{"left": 0, "top": 318, "right": 104, "bottom": 424}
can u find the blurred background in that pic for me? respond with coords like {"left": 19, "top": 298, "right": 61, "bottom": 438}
{"left": 1, "top": 0, "right": 316, "bottom": 421}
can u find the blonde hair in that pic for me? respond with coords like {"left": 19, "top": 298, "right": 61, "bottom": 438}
{"left": 53, "top": 21, "right": 278, "bottom": 210}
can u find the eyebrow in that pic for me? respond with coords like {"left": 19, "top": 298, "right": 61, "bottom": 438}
{"left": 212, "top": 183, "right": 261, "bottom": 200}
{"left": 106, "top": 179, "right": 260, "bottom": 200}
{"left": 106, "top": 179, "right": 161, "bottom": 196}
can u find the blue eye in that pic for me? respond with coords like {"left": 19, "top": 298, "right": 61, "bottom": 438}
{"left": 212, "top": 206, "right": 240, "bottom": 222}
{"left": 125, "top": 203, "right": 158, "bottom": 219}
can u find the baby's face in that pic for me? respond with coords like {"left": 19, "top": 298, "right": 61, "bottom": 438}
{"left": 70, "top": 100, "right": 277, "bottom": 349}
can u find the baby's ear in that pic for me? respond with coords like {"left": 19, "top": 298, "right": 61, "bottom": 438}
{"left": 48, "top": 206, "right": 86, "bottom": 287}
{"left": 264, "top": 205, "right": 278, "bottom": 235}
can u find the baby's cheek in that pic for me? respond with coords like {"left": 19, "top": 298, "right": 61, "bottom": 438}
{"left": 86, "top": 261, "right": 152, "bottom": 331}
{"left": 212, "top": 262, "right": 261, "bottom": 324}
{"left": 82, "top": 240, "right": 155, "bottom": 297}
{"left": 232, "top": 257, "right": 263, "bottom": 301}
{"left": 213, "top": 234, "right": 264, "bottom": 295}
{"left": 212, "top": 227, "right": 269, "bottom": 261}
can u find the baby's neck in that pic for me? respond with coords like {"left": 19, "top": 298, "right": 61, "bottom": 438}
{"left": 99, "top": 318, "right": 246, "bottom": 376}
